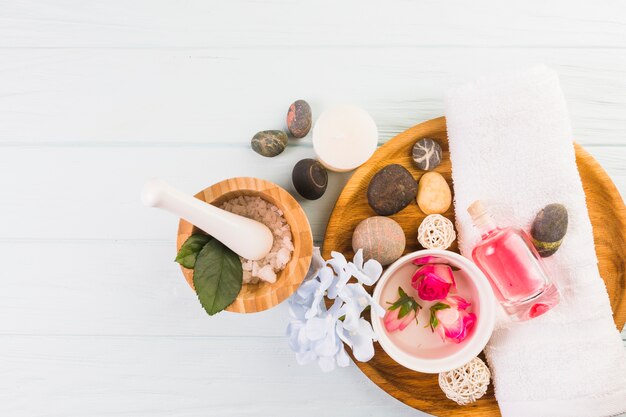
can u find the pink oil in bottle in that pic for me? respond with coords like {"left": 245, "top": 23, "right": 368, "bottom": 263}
{"left": 468, "top": 201, "right": 559, "bottom": 321}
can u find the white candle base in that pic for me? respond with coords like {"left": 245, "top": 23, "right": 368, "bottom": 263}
{"left": 312, "top": 105, "right": 378, "bottom": 172}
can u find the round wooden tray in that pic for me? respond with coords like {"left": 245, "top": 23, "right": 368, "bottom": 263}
{"left": 322, "top": 117, "right": 626, "bottom": 417}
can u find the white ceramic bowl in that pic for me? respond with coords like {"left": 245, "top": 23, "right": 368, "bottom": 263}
{"left": 372, "top": 249, "right": 496, "bottom": 373}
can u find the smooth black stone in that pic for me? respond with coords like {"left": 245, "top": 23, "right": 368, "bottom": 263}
{"left": 292, "top": 158, "right": 328, "bottom": 200}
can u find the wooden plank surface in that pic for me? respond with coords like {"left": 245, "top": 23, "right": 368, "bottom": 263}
{"left": 1, "top": 1, "right": 625, "bottom": 416}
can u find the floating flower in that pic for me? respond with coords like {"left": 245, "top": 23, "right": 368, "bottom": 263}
{"left": 412, "top": 264, "right": 456, "bottom": 301}
{"left": 383, "top": 286, "right": 421, "bottom": 332}
{"left": 429, "top": 295, "right": 476, "bottom": 343}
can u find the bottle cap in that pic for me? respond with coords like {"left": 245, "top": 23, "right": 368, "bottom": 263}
{"left": 467, "top": 200, "right": 488, "bottom": 220}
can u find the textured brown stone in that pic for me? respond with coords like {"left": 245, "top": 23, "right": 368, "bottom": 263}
{"left": 367, "top": 164, "right": 417, "bottom": 215}
{"left": 352, "top": 216, "right": 406, "bottom": 266}
{"left": 251, "top": 130, "right": 288, "bottom": 157}
{"left": 286, "top": 100, "right": 312, "bottom": 138}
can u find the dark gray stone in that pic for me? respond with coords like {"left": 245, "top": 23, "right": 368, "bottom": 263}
{"left": 251, "top": 130, "right": 288, "bottom": 157}
{"left": 412, "top": 138, "right": 442, "bottom": 171}
{"left": 367, "top": 164, "right": 417, "bottom": 216}
{"left": 292, "top": 158, "right": 328, "bottom": 200}
{"left": 531, "top": 203, "right": 568, "bottom": 257}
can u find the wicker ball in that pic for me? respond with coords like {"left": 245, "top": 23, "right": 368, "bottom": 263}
{"left": 417, "top": 214, "right": 456, "bottom": 250}
{"left": 438, "top": 357, "right": 491, "bottom": 405}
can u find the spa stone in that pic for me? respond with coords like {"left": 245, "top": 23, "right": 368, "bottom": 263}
{"left": 531, "top": 203, "right": 568, "bottom": 257}
{"left": 367, "top": 164, "right": 418, "bottom": 215}
{"left": 251, "top": 130, "right": 288, "bottom": 157}
{"left": 352, "top": 216, "right": 406, "bottom": 266}
{"left": 292, "top": 158, "right": 328, "bottom": 200}
{"left": 287, "top": 100, "right": 312, "bottom": 138}
{"left": 412, "top": 138, "right": 442, "bottom": 171}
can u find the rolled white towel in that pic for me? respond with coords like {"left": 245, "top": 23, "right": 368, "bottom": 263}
{"left": 445, "top": 65, "right": 626, "bottom": 417}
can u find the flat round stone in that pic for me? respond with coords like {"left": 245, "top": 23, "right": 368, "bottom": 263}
{"left": 367, "top": 164, "right": 417, "bottom": 216}
{"left": 251, "top": 130, "right": 288, "bottom": 157}
{"left": 412, "top": 138, "right": 442, "bottom": 171}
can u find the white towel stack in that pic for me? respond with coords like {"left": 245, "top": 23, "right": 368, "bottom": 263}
{"left": 445, "top": 65, "right": 626, "bottom": 417}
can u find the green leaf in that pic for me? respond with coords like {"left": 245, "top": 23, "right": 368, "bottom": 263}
{"left": 175, "top": 234, "right": 212, "bottom": 269}
{"left": 193, "top": 239, "right": 243, "bottom": 316}
{"left": 431, "top": 302, "right": 450, "bottom": 311}
{"left": 428, "top": 302, "right": 450, "bottom": 331}
{"left": 399, "top": 303, "right": 410, "bottom": 319}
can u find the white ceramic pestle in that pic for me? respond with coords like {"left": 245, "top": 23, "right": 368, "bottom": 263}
{"left": 141, "top": 178, "right": 274, "bottom": 261}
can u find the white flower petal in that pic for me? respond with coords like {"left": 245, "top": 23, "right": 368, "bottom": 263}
{"left": 317, "top": 355, "right": 336, "bottom": 373}
{"left": 327, "top": 269, "right": 350, "bottom": 299}
{"left": 296, "top": 350, "right": 318, "bottom": 365}
{"left": 336, "top": 345, "right": 351, "bottom": 368}
{"left": 362, "top": 259, "right": 383, "bottom": 284}
{"left": 303, "top": 246, "right": 325, "bottom": 282}
{"left": 305, "top": 317, "right": 328, "bottom": 340}
{"left": 314, "top": 331, "right": 339, "bottom": 357}
{"left": 350, "top": 319, "right": 376, "bottom": 362}
{"left": 352, "top": 248, "right": 364, "bottom": 269}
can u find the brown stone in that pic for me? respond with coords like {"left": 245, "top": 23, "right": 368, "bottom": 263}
{"left": 367, "top": 164, "right": 417, "bottom": 215}
{"left": 286, "top": 100, "right": 312, "bottom": 138}
{"left": 352, "top": 216, "right": 405, "bottom": 266}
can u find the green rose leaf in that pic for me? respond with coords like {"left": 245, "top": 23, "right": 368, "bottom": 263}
{"left": 175, "top": 234, "right": 212, "bottom": 269}
{"left": 193, "top": 239, "right": 243, "bottom": 316}
{"left": 428, "top": 302, "right": 450, "bottom": 331}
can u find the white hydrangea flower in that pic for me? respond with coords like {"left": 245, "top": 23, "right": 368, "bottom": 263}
{"left": 346, "top": 248, "right": 383, "bottom": 286}
{"left": 337, "top": 283, "right": 385, "bottom": 332}
{"left": 286, "top": 247, "right": 384, "bottom": 372}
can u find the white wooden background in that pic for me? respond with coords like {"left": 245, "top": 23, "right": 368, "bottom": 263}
{"left": 2, "top": 1, "right": 626, "bottom": 416}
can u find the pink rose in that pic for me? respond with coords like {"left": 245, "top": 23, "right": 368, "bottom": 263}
{"left": 383, "top": 287, "right": 421, "bottom": 332}
{"left": 384, "top": 308, "right": 416, "bottom": 332}
{"left": 429, "top": 295, "right": 476, "bottom": 344}
{"left": 411, "top": 264, "right": 455, "bottom": 301}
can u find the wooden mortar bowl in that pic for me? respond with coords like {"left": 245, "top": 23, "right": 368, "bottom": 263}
{"left": 176, "top": 177, "right": 313, "bottom": 313}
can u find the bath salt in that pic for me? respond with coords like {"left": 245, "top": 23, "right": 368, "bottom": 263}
{"left": 220, "top": 195, "right": 294, "bottom": 284}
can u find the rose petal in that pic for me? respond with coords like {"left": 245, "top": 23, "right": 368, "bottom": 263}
{"left": 384, "top": 309, "right": 401, "bottom": 332}
{"left": 398, "top": 309, "right": 416, "bottom": 331}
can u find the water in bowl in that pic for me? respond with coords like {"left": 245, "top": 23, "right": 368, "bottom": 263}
{"left": 377, "top": 259, "right": 480, "bottom": 360}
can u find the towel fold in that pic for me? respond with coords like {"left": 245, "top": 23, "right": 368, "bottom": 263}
{"left": 445, "top": 65, "right": 626, "bottom": 417}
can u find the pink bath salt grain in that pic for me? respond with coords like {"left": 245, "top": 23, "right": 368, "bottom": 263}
{"left": 221, "top": 195, "right": 293, "bottom": 284}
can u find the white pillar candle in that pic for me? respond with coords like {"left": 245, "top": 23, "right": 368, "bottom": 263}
{"left": 312, "top": 105, "right": 378, "bottom": 172}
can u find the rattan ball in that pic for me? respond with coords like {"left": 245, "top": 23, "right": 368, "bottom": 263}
{"left": 417, "top": 214, "right": 456, "bottom": 250}
{"left": 438, "top": 357, "right": 491, "bottom": 405}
